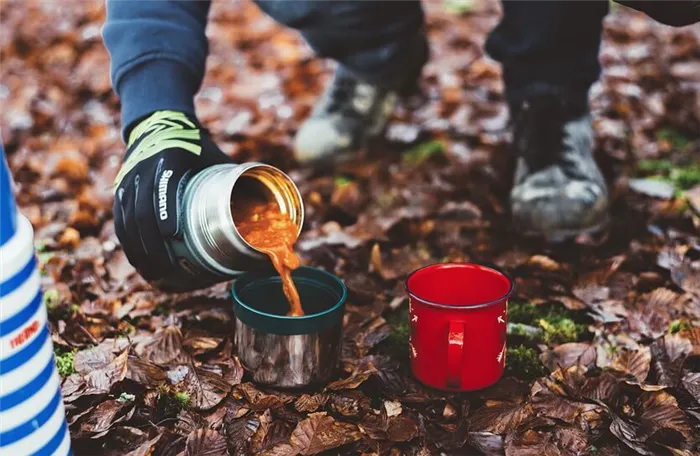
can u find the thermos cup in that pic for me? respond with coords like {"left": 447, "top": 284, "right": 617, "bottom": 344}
{"left": 406, "top": 263, "right": 514, "bottom": 391}
{"left": 232, "top": 266, "right": 347, "bottom": 388}
{"left": 0, "top": 147, "right": 73, "bottom": 455}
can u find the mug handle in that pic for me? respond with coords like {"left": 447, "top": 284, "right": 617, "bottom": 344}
{"left": 446, "top": 320, "right": 465, "bottom": 389}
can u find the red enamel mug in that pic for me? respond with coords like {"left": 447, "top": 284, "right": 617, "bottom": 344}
{"left": 406, "top": 263, "right": 514, "bottom": 391}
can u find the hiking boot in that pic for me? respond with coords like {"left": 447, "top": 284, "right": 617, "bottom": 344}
{"left": 510, "top": 95, "right": 609, "bottom": 241}
{"left": 294, "top": 66, "right": 399, "bottom": 164}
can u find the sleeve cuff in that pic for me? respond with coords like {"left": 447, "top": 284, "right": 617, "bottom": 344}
{"left": 117, "top": 59, "right": 199, "bottom": 140}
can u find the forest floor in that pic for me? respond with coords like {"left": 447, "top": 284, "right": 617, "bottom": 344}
{"left": 1, "top": 1, "right": 699, "bottom": 455}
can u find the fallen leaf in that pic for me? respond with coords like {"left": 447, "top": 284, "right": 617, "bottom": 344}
{"left": 221, "top": 356, "right": 244, "bottom": 386}
{"left": 670, "top": 261, "right": 700, "bottom": 297}
{"left": 183, "top": 331, "right": 223, "bottom": 356}
{"left": 326, "top": 365, "right": 377, "bottom": 390}
{"left": 126, "top": 356, "right": 167, "bottom": 387}
{"left": 467, "top": 431, "right": 503, "bottom": 455}
{"left": 637, "top": 391, "right": 691, "bottom": 441}
{"left": 239, "top": 383, "right": 287, "bottom": 411}
{"left": 137, "top": 326, "right": 191, "bottom": 366}
{"left": 609, "top": 412, "right": 655, "bottom": 456}
{"left": 295, "top": 394, "right": 329, "bottom": 413}
{"left": 74, "top": 338, "right": 129, "bottom": 375}
{"left": 469, "top": 400, "right": 531, "bottom": 434}
{"left": 225, "top": 415, "right": 260, "bottom": 455}
{"left": 384, "top": 400, "right": 402, "bottom": 418}
{"left": 185, "top": 429, "right": 228, "bottom": 456}
{"left": 180, "top": 365, "right": 232, "bottom": 411}
{"left": 258, "top": 443, "right": 297, "bottom": 456}
{"left": 290, "top": 413, "right": 361, "bottom": 455}
{"left": 386, "top": 415, "right": 418, "bottom": 442}
{"left": 84, "top": 349, "right": 128, "bottom": 393}
{"left": 125, "top": 435, "right": 162, "bottom": 456}
{"left": 610, "top": 347, "right": 651, "bottom": 383}
{"left": 540, "top": 342, "right": 597, "bottom": 371}
{"left": 76, "top": 399, "right": 132, "bottom": 439}
{"left": 250, "top": 409, "right": 273, "bottom": 453}
{"left": 681, "top": 372, "right": 700, "bottom": 403}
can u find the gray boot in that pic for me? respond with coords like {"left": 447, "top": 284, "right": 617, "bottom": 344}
{"left": 294, "top": 67, "right": 399, "bottom": 164}
{"left": 510, "top": 96, "right": 609, "bottom": 241}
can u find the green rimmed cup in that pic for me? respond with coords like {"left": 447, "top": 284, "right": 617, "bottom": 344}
{"left": 232, "top": 266, "right": 347, "bottom": 388}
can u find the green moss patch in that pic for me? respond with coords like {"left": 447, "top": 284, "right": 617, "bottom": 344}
{"left": 505, "top": 345, "right": 548, "bottom": 380}
{"left": 508, "top": 301, "right": 588, "bottom": 345}
{"left": 379, "top": 305, "right": 410, "bottom": 364}
{"left": 54, "top": 347, "right": 76, "bottom": 377}
{"left": 157, "top": 386, "right": 191, "bottom": 418}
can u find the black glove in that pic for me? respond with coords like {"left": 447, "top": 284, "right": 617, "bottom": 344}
{"left": 113, "top": 110, "right": 232, "bottom": 284}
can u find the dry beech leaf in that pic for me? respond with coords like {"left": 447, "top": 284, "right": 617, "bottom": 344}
{"left": 250, "top": 409, "right": 273, "bottom": 453}
{"left": 73, "top": 338, "right": 129, "bottom": 375}
{"left": 384, "top": 400, "right": 402, "bottom": 417}
{"left": 137, "top": 326, "right": 191, "bottom": 366}
{"left": 222, "top": 356, "right": 244, "bottom": 386}
{"left": 185, "top": 429, "right": 228, "bottom": 456}
{"left": 180, "top": 365, "right": 232, "bottom": 411}
{"left": 670, "top": 261, "right": 700, "bottom": 296}
{"left": 125, "top": 435, "right": 161, "bottom": 456}
{"left": 106, "top": 426, "right": 150, "bottom": 453}
{"left": 183, "top": 332, "right": 224, "bottom": 355}
{"left": 540, "top": 342, "right": 596, "bottom": 371}
{"left": 659, "top": 444, "right": 697, "bottom": 456}
{"left": 469, "top": 400, "right": 531, "bottom": 434}
{"left": 610, "top": 347, "right": 651, "bottom": 383}
{"left": 326, "top": 364, "right": 377, "bottom": 390}
{"left": 76, "top": 399, "right": 129, "bottom": 437}
{"left": 505, "top": 426, "right": 589, "bottom": 456}
{"left": 467, "top": 431, "right": 503, "bottom": 455}
{"left": 126, "top": 356, "right": 167, "bottom": 387}
{"left": 258, "top": 444, "right": 297, "bottom": 456}
{"left": 526, "top": 254, "right": 562, "bottom": 271}
{"left": 239, "top": 383, "right": 287, "bottom": 410}
{"left": 609, "top": 412, "right": 655, "bottom": 456}
{"left": 84, "top": 349, "right": 128, "bottom": 393}
{"left": 681, "top": 372, "right": 700, "bottom": 403}
{"left": 531, "top": 390, "right": 598, "bottom": 424}
{"left": 386, "top": 415, "right": 418, "bottom": 442}
{"left": 295, "top": 394, "right": 329, "bottom": 413}
{"left": 637, "top": 391, "right": 691, "bottom": 441}
{"left": 661, "top": 332, "right": 693, "bottom": 363}
{"left": 225, "top": 415, "right": 260, "bottom": 454}
{"left": 290, "top": 413, "right": 361, "bottom": 455}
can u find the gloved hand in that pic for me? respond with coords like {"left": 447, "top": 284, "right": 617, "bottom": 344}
{"left": 113, "top": 110, "right": 232, "bottom": 285}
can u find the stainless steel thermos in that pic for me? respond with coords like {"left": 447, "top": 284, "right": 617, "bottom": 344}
{"left": 155, "top": 163, "right": 304, "bottom": 292}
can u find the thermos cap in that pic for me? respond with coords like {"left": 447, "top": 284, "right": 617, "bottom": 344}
{"left": 0, "top": 145, "right": 18, "bottom": 246}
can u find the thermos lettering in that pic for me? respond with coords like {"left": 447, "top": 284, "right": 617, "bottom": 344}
{"left": 9, "top": 320, "right": 40, "bottom": 349}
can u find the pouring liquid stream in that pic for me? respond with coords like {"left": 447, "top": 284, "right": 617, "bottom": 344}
{"left": 234, "top": 200, "right": 304, "bottom": 316}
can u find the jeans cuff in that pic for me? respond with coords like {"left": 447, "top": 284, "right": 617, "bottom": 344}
{"left": 506, "top": 83, "right": 590, "bottom": 113}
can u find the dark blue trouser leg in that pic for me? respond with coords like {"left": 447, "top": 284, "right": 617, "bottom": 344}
{"left": 485, "top": 0, "right": 609, "bottom": 111}
{"left": 258, "top": 0, "right": 608, "bottom": 109}
{"left": 254, "top": 0, "right": 426, "bottom": 90}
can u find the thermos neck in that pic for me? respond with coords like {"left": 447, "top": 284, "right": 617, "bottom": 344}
{"left": 183, "top": 163, "right": 304, "bottom": 275}
{"left": 1, "top": 145, "right": 18, "bottom": 246}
